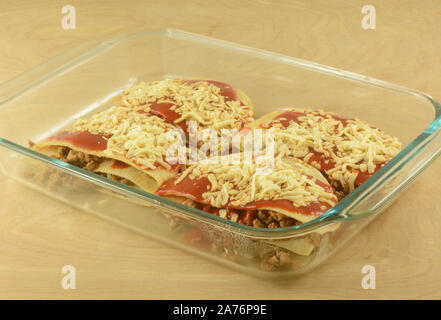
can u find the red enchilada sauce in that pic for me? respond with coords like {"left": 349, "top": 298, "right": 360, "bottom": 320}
{"left": 147, "top": 100, "right": 187, "bottom": 132}
{"left": 354, "top": 163, "right": 383, "bottom": 186}
{"left": 111, "top": 160, "right": 130, "bottom": 169}
{"left": 136, "top": 80, "right": 246, "bottom": 133}
{"left": 48, "top": 131, "right": 109, "bottom": 151}
{"left": 260, "top": 110, "right": 387, "bottom": 189}
{"left": 47, "top": 131, "right": 180, "bottom": 172}
{"left": 156, "top": 175, "right": 211, "bottom": 203}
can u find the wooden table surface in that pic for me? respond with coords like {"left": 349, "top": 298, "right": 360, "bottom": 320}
{"left": 1, "top": 0, "right": 441, "bottom": 300}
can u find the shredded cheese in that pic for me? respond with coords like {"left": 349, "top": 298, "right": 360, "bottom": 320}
{"left": 120, "top": 79, "right": 253, "bottom": 132}
{"left": 263, "top": 108, "right": 402, "bottom": 192}
{"left": 175, "top": 155, "right": 337, "bottom": 209}
{"left": 73, "top": 106, "right": 185, "bottom": 170}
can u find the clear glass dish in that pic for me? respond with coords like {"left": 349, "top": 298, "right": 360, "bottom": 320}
{"left": 1, "top": 29, "right": 441, "bottom": 278}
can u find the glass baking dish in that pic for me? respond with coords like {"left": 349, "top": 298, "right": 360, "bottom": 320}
{"left": 1, "top": 29, "right": 441, "bottom": 278}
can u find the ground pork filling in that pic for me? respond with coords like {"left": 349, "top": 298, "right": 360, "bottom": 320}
{"left": 54, "top": 146, "right": 135, "bottom": 186}
{"left": 180, "top": 199, "right": 301, "bottom": 229}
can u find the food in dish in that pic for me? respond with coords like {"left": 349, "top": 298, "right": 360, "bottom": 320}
{"left": 31, "top": 79, "right": 255, "bottom": 194}
{"left": 26, "top": 79, "right": 404, "bottom": 272}
{"left": 31, "top": 83, "right": 402, "bottom": 223}
{"left": 156, "top": 156, "right": 338, "bottom": 228}
{"left": 32, "top": 106, "right": 183, "bottom": 193}
{"left": 246, "top": 108, "right": 402, "bottom": 199}
{"left": 120, "top": 79, "right": 254, "bottom": 134}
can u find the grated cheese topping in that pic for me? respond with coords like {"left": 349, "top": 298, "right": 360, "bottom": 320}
{"left": 73, "top": 106, "right": 185, "bottom": 170}
{"left": 120, "top": 79, "right": 253, "bottom": 132}
{"left": 264, "top": 109, "right": 402, "bottom": 192}
{"left": 174, "top": 155, "right": 337, "bottom": 209}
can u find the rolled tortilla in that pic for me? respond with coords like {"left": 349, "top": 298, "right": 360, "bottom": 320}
{"left": 120, "top": 78, "right": 254, "bottom": 134}
{"left": 156, "top": 155, "right": 338, "bottom": 225}
{"left": 32, "top": 107, "right": 184, "bottom": 193}
{"left": 156, "top": 155, "right": 339, "bottom": 256}
{"left": 245, "top": 108, "right": 402, "bottom": 195}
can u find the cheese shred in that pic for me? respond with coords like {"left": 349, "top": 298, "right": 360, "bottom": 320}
{"left": 73, "top": 106, "right": 184, "bottom": 170}
{"left": 264, "top": 109, "right": 402, "bottom": 193}
{"left": 175, "top": 155, "right": 337, "bottom": 209}
{"left": 120, "top": 79, "right": 254, "bottom": 132}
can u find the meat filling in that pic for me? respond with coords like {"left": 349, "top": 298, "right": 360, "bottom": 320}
{"left": 53, "top": 146, "right": 135, "bottom": 186}
{"left": 188, "top": 200, "right": 300, "bottom": 229}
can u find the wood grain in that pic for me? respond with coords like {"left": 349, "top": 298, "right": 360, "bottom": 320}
{"left": 1, "top": 0, "right": 441, "bottom": 299}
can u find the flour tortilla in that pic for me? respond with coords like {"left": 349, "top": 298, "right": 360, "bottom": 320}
{"left": 33, "top": 139, "right": 176, "bottom": 193}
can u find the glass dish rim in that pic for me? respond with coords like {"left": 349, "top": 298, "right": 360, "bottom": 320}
{"left": 1, "top": 28, "right": 440, "bottom": 239}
